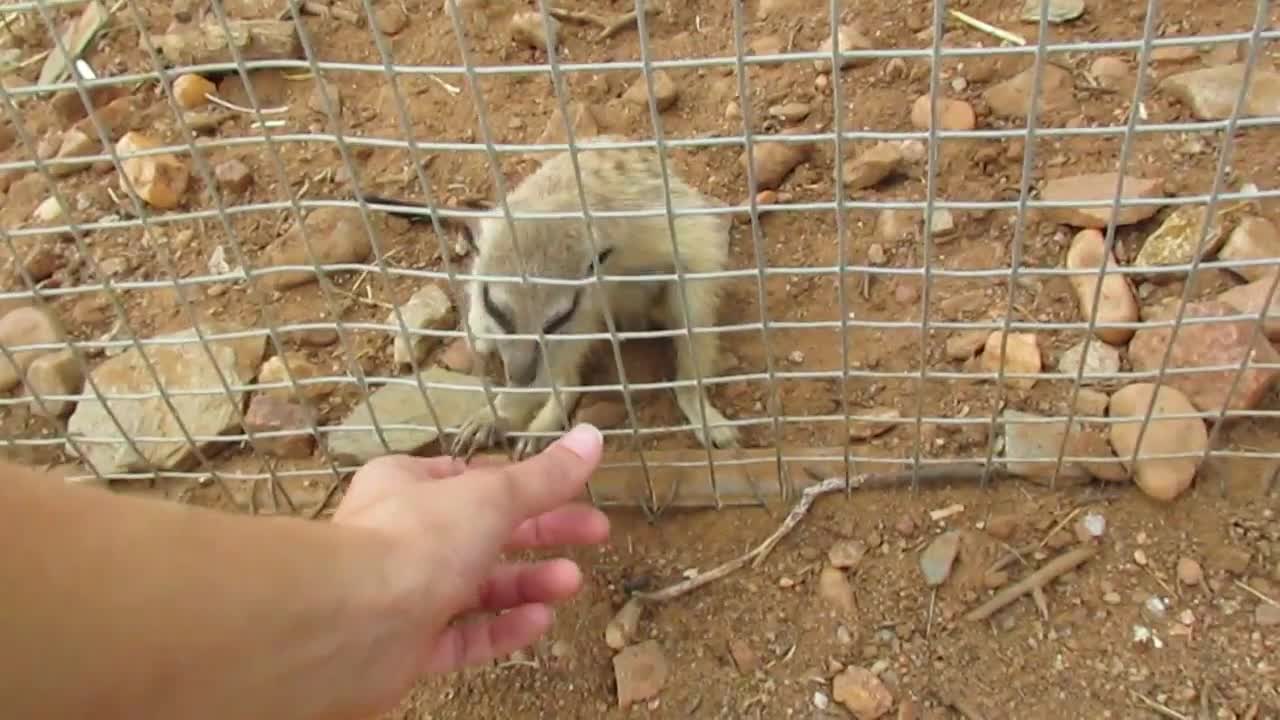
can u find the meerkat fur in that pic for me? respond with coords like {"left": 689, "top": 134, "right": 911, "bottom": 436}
{"left": 448, "top": 135, "right": 739, "bottom": 459}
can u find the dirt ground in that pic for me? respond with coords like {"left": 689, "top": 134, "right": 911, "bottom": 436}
{"left": 2, "top": 0, "right": 1280, "bottom": 717}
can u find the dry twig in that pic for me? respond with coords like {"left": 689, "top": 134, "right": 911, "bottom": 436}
{"left": 1132, "top": 690, "right": 1191, "bottom": 720}
{"left": 965, "top": 544, "right": 1098, "bottom": 622}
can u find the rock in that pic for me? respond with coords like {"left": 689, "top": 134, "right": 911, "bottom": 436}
{"left": 257, "top": 352, "right": 328, "bottom": 402}
{"left": 728, "top": 638, "right": 758, "bottom": 672}
{"left": 1001, "top": 409, "right": 1095, "bottom": 483}
{"left": 818, "top": 565, "right": 856, "bottom": 615}
{"left": 613, "top": 640, "right": 669, "bottom": 709}
{"left": 910, "top": 95, "right": 976, "bottom": 130}
{"left": 1217, "top": 279, "right": 1280, "bottom": 341}
{"left": 77, "top": 95, "right": 137, "bottom": 141}
{"left": 1176, "top": 557, "right": 1203, "bottom": 586}
{"left": 373, "top": 5, "right": 407, "bottom": 35}
{"left": 509, "top": 11, "right": 559, "bottom": 53}
{"left": 307, "top": 78, "right": 342, "bottom": 116}
{"left": 173, "top": 74, "right": 215, "bottom": 109}
{"left": 919, "top": 530, "right": 961, "bottom": 586}
{"left": 1160, "top": 64, "right": 1280, "bottom": 120}
{"left": 116, "top": 132, "right": 190, "bottom": 210}
{"left": 50, "top": 128, "right": 99, "bottom": 177}
{"left": 741, "top": 130, "right": 813, "bottom": 190}
{"left": 534, "top": 101, "right": 599, "bottom": 160}
{"left": 1020, "top": 0, "right": 1084, "bottom": 23}
{"left": 894, "top": 513, "right": 917, "bottom": 537}
{"left": 294, "top": 328, "right": 339, "bottom": 347}
{"left": 828, "top": 540, "right": 867, "bottom": 570}
{"left": 65, "top": 323, "right": 266, "bottom": 474}
{"left": 876, "top": 209, "right": 918, "bottom": 243}
{"left": 981, "top": 331, "right": 1041, "bottom": 389}
{"left": 244, "top": 394, "right": 314, "bottom": 458}
{"left": 814, "top": 25, "right": 874, "bottom": 72}
{"left": 867, "top": 243, "right": 887, "bottom": 265}
{"left": 437, "top": 337, "right": 474, "bottom": 373}
{"left": 1151, "top": 45, "right": 1199, "bottom": 63}
{"left": 749, "top": 34, "right": 784, "bottom": 57}
{"left": 840, "top": 143, "right": 901, "bottom": 190}
{"left": 327, "top": 367, "right": 489, "bottom": 463}
{"left": 1073, "top": 387, "right": 1110, "bottom": 417}
{"left": 263, "top": 208, "right": 374, "bottom": 290}
{"left": 0, "top": 307, "right": 61, "bottom": 392}
{"left": 215, "top": 159, "right": 253, "bottom": 193}
{"left": 1208, "top": 546, "right": 1251, "bottom": 575}
{"left": 1090, "top": 56, "right": 1134, "bottom": 92}
{"left": 623, "top": 70, "right": 678, "bottom": 112}
{"left": 32, "top": 197, "right": 66, "bottom": 224}
{"left": 983, "top": 64, "right": 1076, "bottom": 118}
{"left": 575, "top": 399, "right": 627, "bottom": 429}
{"left": 1056, "top": 339, "right": 1121, "bottom": 384}
{"left": 1067, "top": 229, "right": 1139, "bottom": 345}
{"left": 1128, "top": 299, "right": 1280, "bottom": 412}
{"left": 390, "top": 285, "right": 454, "bottom": 366}
{"left": 1107, "top": 383, "right": 1207, "bottom": 501}
{"left": 832, "top": 666, "right": 893, "bottom": 720}
{"left": 927, "top": 208, "right": 956, "bottom": 239}
{"left": 23, "top": 349, "right": 83, "bottom": 418}
{"left": 21, "top": 242, "right": 63, "bottom": 282}
{"left": 769, "top": 102, "right": 811, "bottom": 122}
{"left": 1041, "top": 173, "right": 1164, "bottom": 228}
{"left": 1257, "top": 602, "right": 1280, "bottom": 627}
{"left": 1218, "top": 216, "right": 1280, "bottom": 283}
{"left": 946, "top": 329, "right": 989, "bottom": 360}
{"left": 849, "top": 406, "right": 901, "bottom": 440}
{"left": 1134, "top": 206, "right": 1235, "bottom": 275}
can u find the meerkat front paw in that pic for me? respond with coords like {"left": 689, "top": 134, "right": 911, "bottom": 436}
{"left": 696, "top": 421, "right": 740, "bottom": 451}
{"left": 450, "top": 408, "right": 508, "bottom": 460}
{"left": 512, "top": 433, "right": 552, "bottom": 461}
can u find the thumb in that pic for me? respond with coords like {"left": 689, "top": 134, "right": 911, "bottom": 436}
{"left": 458, "top": 423, "right": 604, "bottom": 534}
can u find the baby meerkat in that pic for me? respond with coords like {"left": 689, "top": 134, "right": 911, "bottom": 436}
{"left": 369, "top": 136, "right": 739, "bottom": 459}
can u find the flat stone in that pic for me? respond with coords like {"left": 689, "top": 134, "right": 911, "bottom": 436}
{"left": 1128, "top": 299, "right": 1280, "bottom": 412}
{"left": 983, "top": 64, "right": 1077, "bottom": 118}
{"left": 263, "top": 208, "right": 374, "bottom": 290}
{"left": 1160, "top": 64, "right": 1280, "bottom": 120}
{"left": 65, "top": 323, "right": 266, "bottom": 474}
{"left": 1108, "top": 383, "right": 1206, "bottom": 501}
{"left": 1001, "top": 409, "right": 1094, "bottom": 483}
{"left": 1134, "top": 205, "right": 1234, "bottom": 272}
{"left": 981, "top": 331, "right": 1042, "bottom": 390}
{"left": 818, "top": 565, "right": 856, "bottom": 615}
{"left": 257, "top": 352, "right": 330, "bottom": 402}
{"left": 215, "top": 159, "right": 253, "bottom": 193}
{"left": 841, "top": 142, "right": 902, "bottom": 190}
{"left": 814, "top": 25, "right": 874, "bottom": 72}
{"left": 875, "top": 209, "right": 919, "bottom": 243}
{"left": 613, "top": 640, "right": 669, "bottom": 709}
{"left": 1041, "top": 173, "right": 1165, "bottom": 228}
{"left": 623, "top": 69, "right": 678, "bottom": 112}
{"left": 919, "top": 530, "right": 961, "bottom": 586}
{"left": 326, "top": 366, "right": 489, "bottom": 463}
{"left": 848, "top": 406, "right": 901, "bottom": 440}
{"left": 1217, "top": 279, "right": 1280, "bottom": 341}
{"left": 828, "top": 539, "right": 867, "bottom": 570}
{"left": 910, "top": 95, "right": 976, "bottom": 131}
{"left": 946, "top": 329, "right": 989, "bottom": 360}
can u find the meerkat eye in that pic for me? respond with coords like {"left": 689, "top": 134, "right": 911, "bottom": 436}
{"left": 543, "top": 291, "right": 581, "bottom": 334}
{"left": 481, "top": 284, "right": 514, "bottom": 334}
{"left": 584, "top": 247, "right": 615, "bottom": 276}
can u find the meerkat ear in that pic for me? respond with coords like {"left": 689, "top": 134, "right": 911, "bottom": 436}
{"left": 587, "top": 247, "right": 615, "bottom": 276}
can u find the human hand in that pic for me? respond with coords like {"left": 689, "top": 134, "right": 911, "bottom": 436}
{"left": 330, "top": 424, "right": 608, "bottom": 710}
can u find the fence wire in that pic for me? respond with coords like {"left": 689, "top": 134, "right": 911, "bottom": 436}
{"left": 0, "top": 0, "right": 1279, "bottom": 512}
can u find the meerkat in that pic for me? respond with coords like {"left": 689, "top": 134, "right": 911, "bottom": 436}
{"left": 367, "top": 136, "right": 739, "bottom": 459}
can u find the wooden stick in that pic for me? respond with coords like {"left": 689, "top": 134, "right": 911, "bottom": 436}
{"left": 300, "top": 0, "right": 363, "bottom": 26}
{"left": 964, "top": 544, "right": 1098, "bottom": 622}
{"left": 547, "top": 7, "right": 605, "bottom": 26}
{"left": 595, "top": 7, "right": 659, "bottom": 41}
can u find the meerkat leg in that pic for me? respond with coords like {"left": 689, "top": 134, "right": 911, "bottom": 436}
{"left": 450, "top": 381, "right": 545, "bottom": 460}
{"left": 661, "top": 280, "right": 740, "bottom": 450}
{"left": 511, "top": 339, "right": 593, "bottom": 460}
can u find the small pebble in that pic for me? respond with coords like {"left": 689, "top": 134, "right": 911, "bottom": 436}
{"left": 1133, "top": 549, "right": 1149, "bottom": 566}
{"left": 787, "top": 349, "right": 805, "bottom": 364}
{"left": 1103, "top": 591, "right": 1121, "bottom": 605}
{"left": 1176, "top": 557, "right": 1203, "bottom": 586}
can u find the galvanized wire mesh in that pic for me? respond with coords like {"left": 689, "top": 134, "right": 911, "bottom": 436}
{"left": 1, "top": 0, "right": 1279, "bottom": 512}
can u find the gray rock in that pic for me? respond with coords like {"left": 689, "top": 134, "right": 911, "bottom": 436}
{"left": 66, "top": 323, "right": 266, "bottom": 474}
{"left": 983, "top": 64, "right": 1077, "bottom": 118}
{"left": 389, "top": 284, "right": 455, "bottom": 366}
{"left": 1056, "top": 340, "right": 1121, "bottom": 385}
{"left": 1001, "top": 409, "right": 1092, "bottom": 483}
{"left": 1020, "top": 0, "right": 1085, "bottom": 23}
{"left": 919, "top": 530, "right": 961, "bottom": 587}
{"left": 326, "top": 367, "right": 490, "bottom": 463}
{"left": 1160, "top": 64, "right": 1280, "bottom": 120}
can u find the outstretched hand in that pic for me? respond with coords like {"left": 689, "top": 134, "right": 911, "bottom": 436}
{"left": 332, "top": 423, "right": 609, "bottom": 687}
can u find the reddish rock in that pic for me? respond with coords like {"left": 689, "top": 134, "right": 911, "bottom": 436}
{"left": 1041, "top": 173, "right": 1164, "bottom": 228}
{"left": 1128, "top": 299, "right": 1280, "bottom": 412}
{"left": 244, "top": 394, "right": 315, "bottom": 459}
{"left": 613, "top": 640, "right": 669, "bottom": 709}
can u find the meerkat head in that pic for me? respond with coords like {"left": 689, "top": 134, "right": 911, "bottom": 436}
{"left": 462, "top": 215, "right": 613, "bottom": 387}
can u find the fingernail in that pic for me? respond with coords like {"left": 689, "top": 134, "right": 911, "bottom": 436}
{"left": 558, "top": 423, "right": 602, "bottom": 460}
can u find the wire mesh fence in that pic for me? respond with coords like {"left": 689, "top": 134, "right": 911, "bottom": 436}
{"left": 0, "top": 0, "right": 1278, "bottom": 514}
